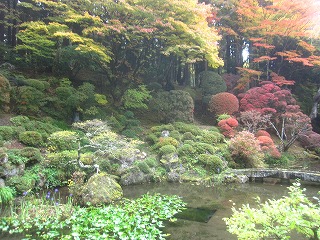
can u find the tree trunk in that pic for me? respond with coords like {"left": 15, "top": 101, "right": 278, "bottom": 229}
{"left": 310, "top": 87, "right": 320, "bottom": 120}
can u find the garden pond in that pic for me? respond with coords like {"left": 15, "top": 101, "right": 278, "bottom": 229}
{"left": 123, "top": 181, "right": 320, "bottom": 240}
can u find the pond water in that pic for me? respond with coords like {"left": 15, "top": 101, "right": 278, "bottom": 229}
{"left": 122, "top": 181, "right": 320, "bottom": 240}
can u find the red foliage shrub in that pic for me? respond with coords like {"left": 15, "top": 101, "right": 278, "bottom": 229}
{"left": 257, "top": 136, "right": 274, "bottom": 147}
{"left": 209, "top": 92, "right": 239, "bottom": 115}
{"left": 239, "top": 83, "right": 296, "bottom": 115}
{"left": 218, "top": 117, "right": 238, "bottom": 138}
{"left": 298, "top": 131, "right": 320, "bottom": 150}
{"left": 226, "top": 118, "right": 239, "bottom": 127}
{"left": 229, "top": 131, "right": 264, "bottom": 168}
{"left": 256, "top": 130, "right": 271, "bottom": 138}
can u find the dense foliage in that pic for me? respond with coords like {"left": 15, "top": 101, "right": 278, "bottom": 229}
{"left": 0, "top": 192, "right": 186, "bottom": 239}
{"left": 224, "top": 181, "right": 320, "bottom": 240}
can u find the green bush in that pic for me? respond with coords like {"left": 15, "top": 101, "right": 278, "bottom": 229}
{"left": 198, "top": 154, "right": 223, "bottom": 172}
{"left": 19, "top": 131, "right": 43, "bottom": 147}
{"left": 154, "top": 137, "right": 179, "bottom": 149}
{"left": 20, "top": 147, "right": 43, "bottom": 164}
{"left": 224, "top": 181, "right": 320, "bottom": 240}
{"left": 191, "top": 142, "right": 216, "bottom": 155}
{"left": 0, "top": 74, "right": 11, "bottom": 113}
{"left": 177, "top": 144, "right": 196, "bottom": 157}
{"left": 22, "top": 79, "right": 49, "bottom": 91}
{"left": 6, "top": 171, "right": 39, "bottom": 194}
{"left": 150, "top": 124, "right": 175, "bottom": 133}
{"left": 136, "top": 161, "right": 152, "bottom": 174}
{"left": 145, "top": 157, "right": 159, "bottom": 168}
{"left": 45, "top": 150, "right": 78, "bottom": 167}
{"left": 14, "top": 86, "right": 46, "bottom": 115}
{"left": 7, "top": 150, "right": 28, "bottom": 165}
{"left": 0, "top": 187, "right": 15, "bottom": 204}
{"left": 47, "top": 131, "right": 79, "bottom": 152}
{"left": 182, "top": 132, "right": 195, "bottom": 141}
{"left": 159, "top": 145, "right": 177, "bottom": 156}
{"left": 199, "top": 71, "right": 227, "bottom": 104}
{"left": 198, "top": 130, "right": 224, "bottom": 144}
{"left": 0, "top": 126, "right": 15, "bottom": 141}
{"left": 172, "top": 122, "right": 201, "bottom": 135}
{"left": 10, "top": 115, "right": 30, "bottom": 126}
{"left": 149, "top": 90, "right": 194, "bottom": 123}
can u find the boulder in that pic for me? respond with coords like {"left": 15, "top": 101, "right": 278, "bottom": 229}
{"left": 79, "top": 172, "right": 123, "bottom": 206}
{"left": 120, "top": 166, "right": 152, "bottom": 186}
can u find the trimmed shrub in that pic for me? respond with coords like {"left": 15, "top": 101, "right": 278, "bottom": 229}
{"left": 18, "top": 131, "right": 43, "bottom": 147}
{"left": 218, "top": 117, "right": 238, "bottom": 138}
{"left": 159, "top": 145, "right": 177, "bottom": 156}
{"left": 47, "top": 131, "right": 79, "bottom": 152}
{"left": 256, "top": 130, "right": 271, "bottom": 138}
{"left": 177, "top": 144, "right": 196, "bottom": 157}
{"left": 198, "top": 154, "right": 224, "bottom": 171}
{"left": 199, "top": 71, "right": 227, "bottom": 104}
{"left": 172, "top": 122, "right": 201, "bottom": 135}
{"left": 6, "top": 170, "right": 39, "bottom": 194}
{"left": 149, "top": 90, "right": 194, "bottom": 123}
{"left": 0, "top": 126, "right": 15, "bottom": 141}
{"left": 208, "top": 92, "right": 239, "bottom": 115}
{"left": 182, "top": 132, "right": 195, "bottom": 141}
{"left": 10, "top": 115, "right": 30, "bottom": 126}
{"left": 154, "top": 137, "right": 179, "bottom": 149}
{"left": 198, "top": 130, "right": 224, "bottom": 144}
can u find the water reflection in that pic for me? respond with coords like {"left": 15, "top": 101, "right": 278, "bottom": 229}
{"left": 122, "top": 182, "right": 320, "bottom": 240}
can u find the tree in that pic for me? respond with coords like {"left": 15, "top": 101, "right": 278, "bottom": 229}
{"left": 224, "top": 181, "right": 320, "bottom": 240}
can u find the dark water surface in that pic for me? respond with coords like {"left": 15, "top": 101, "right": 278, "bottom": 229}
{"left": 122, "top": 181, "right": 320, "bottom": 240}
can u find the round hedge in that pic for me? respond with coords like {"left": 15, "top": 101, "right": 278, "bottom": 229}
{"left": 18, "top": 131, "right": 43, "bottom": 147}
{"left": 208, "top": 92, "right": 239, "bottom": 115}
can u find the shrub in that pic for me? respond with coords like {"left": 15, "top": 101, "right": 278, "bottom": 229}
{"left": 0, "top": 126, "right": 15, "bottom": 141}
{"left": 199, "top": 71, "right": 227, "bottom": 104}
{"left": 182, "top": 132, "right": 195, "bottom": 141}
{"left": 0, "top": 187, "right": 15, "bottom": 204}
{"left": 18, "top": 131, "right": 43, "bottom": 147}
{"left": 0, "top": 74, "right": 11, "bottom": 113}
{"left": 218, "top": 117, "right": 238, "bottom": 138}
{"left": 122, "top": 85, "right": 152, "bottom": 110}
{"left": 47, "top": 131, "right": 79, "bottom": 152}
{"left": 240, "top": 110, "right": 272, "bottom": 133}
{"left": 159, "top": 145, "right": 177, "bottom": 156}
{"left": 198, "top": 130, "right": 224, "bottom": 144}
{"left": 224, "top": 181, "right": 320, "bottom": 240}
{"left": 256, "top": 130, "right": 271, "bottom": 138}
{"left": 149, "top": 90, "right": 194, "bottom": 123}
{"left": 6, "top": 171, "right": 38, "bottom": 194}
{"left": 20, "top": 147, "right": 43, "bottom": 164}
{"left": 154, "top": 137, "right": 179, "bottom": 149}
{"left": 191, "top": 142, "right": 216, "bottom": 155}
{"left": 198, "top": 154, "right": 224, "bottom": 172}
{"left": 229, "top": 131, "right": 265, "bottom": 168}
{"left": 208, "top": 92, "right": 239, "bottom": 115}
{"left": 136, "top": 161, "right": 152, "bottom": 174}
{"left": 172, "top": 122, "right": 201, "bottom": 135}
{"left": 144, "top": 157, "right": 158, "bottom": 168}
{"left": 7, "top": 150, "right": 28, "bottom": 165}
{"left": 10, "top": 115, "right": 30, "bottom": 126}
{"left": 14, "top": 86, "right": 46, "bottom": 115}
{"left": 22, "top": 78, "right": 49, "bottom": 91}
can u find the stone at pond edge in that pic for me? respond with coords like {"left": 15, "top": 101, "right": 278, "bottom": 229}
{"left": 79, "top": 172, "right": 123, "bottom": 206}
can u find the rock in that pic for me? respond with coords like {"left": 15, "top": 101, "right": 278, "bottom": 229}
{"left": 0, "top": 178, "right": 5, "bottom": 187}
{"left": 120, "top": 166, "right": 152, "bottom": 185}
{"left": 79, "top": 172, "right": 123, "bottom": 206}
{"left": 0, "top": 163, "right": 25, "bottom": 178}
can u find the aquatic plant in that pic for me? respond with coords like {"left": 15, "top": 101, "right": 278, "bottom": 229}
{"left": 0, "top": 193, "right": 186, "bottom": 240}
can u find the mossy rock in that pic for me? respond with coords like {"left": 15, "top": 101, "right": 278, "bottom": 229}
{"left": 79, "top": 172, "right": 123, "bottom": 206}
